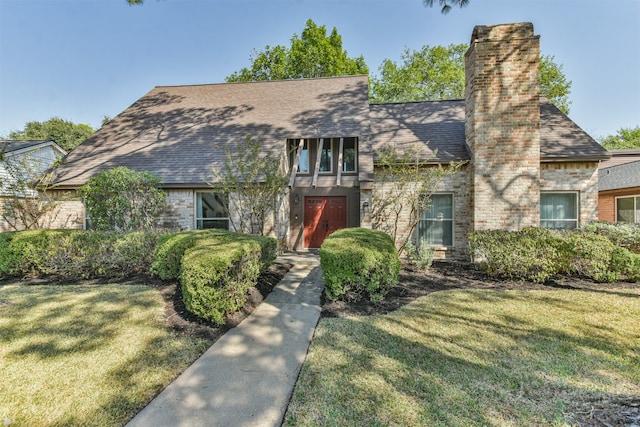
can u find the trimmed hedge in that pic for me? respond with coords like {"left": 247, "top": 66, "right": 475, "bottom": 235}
{"left": 151, "top": 230, "right": 277, "bottom": 325}
{"left": 469, "top": 227, "right": 640, "bottom": 283}
{"left": 582, "top": 221, "right": 640, "bottom": 254}
{"left": 320, "top": 228, "right": 400, "bottom": 302}
{"left": 0, "top": 229, "right": 160, "bottom": 279}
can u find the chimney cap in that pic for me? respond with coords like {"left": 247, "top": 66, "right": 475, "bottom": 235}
{"left": 471, "top": 22, "right": 535, "bottom": 43}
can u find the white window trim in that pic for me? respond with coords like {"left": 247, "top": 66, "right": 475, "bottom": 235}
{"left": 419, "top": 193, "right": 455, "bottom": 248}
{"left": 318, "top": 138, "right": 333, "bottom": 174}
{"left": 615, "top": 194, "right": 640, "bottom": 223}
{"left": 341, "top": 137, "right": 358, "bottom": 173}
{"left": 540, "top": 191, "right": 579, "bottom": 229}
{"left": 194, "top": 191, "right": 230, "bottom": 230}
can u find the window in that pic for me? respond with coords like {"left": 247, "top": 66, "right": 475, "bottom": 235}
{"left": 616, "top": 196, "right": 640, "bottom": 223}
{"left": 419, "top": 194, "right": 453, "bottom": 247}
{"left": 540, "top": 192, "right": 578, "bottom": 229}
{"left": 298, "top": 140, "right": 309, "bottom": 173}
{"left": 196, "top": 192, "right": 229, "bottom": 230}
{"left": 342, "top": 137, "right": 357, "bottom": 172}
{"left": 319, "top": 139, "right": 332, "bottom": 172}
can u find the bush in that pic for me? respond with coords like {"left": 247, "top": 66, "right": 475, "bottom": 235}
{"left": 175, "top": 230, "right": 277, "bottom": 325}
{"left": 405, "top": 240, "right": 435, "bottom": 271}
{"left": 582, "top": 221, "right": 640, "bottom": 254}
{"left": 469, "top": 228, "right": 566, "bottom": 283}
{"left": 470, "top": 227, "right": 640, "bottom": 283}
{"left": 320, "top": 228, "right": 400, "bottom": 302}
{"left": 0, "top": 230, "right": 160, "bottom": 279}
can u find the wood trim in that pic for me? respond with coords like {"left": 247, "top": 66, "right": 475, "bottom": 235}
{"left": 289, "top": 138, "right": 304, "bottom": 187}
{"left": 312, "top": 138, "right": 322, "bottom": 188}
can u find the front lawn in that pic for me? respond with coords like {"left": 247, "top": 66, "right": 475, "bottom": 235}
{"left": 286, "top": 288, "right": 640, "bottom": 426}
{"left": 0, "top": 283, "right": 213, "bottom": 426}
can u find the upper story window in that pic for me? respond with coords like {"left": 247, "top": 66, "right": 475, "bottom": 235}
{"left": 540, "top": 192, "right": 578, "bottom": 229}
{"left": 289, "top": 137, "right": 358, "bottom": 176}
{"left": 342, "top": 137, "right": 357, "bottom": 173}
{"left": 616, "top": 196, "right": 640, "bottom": 223}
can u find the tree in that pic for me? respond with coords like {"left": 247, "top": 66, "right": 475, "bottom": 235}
{"left": 370, "top": 44, "right": 573, "bottom": 114}
{"left": 423, "top": 0, "right": 470, "bottom": 14}
{"left": 226, "top": 19, "right": 368, "bottom": 82}
{"left": 78, "top": 167, "right": 167, "bottom": 231}
{"left": 210, "top": 135, "right": 288, "bottom": 235}
{"left": 370, "top": 44, "right": 467, "bottom": 103}
{"left": 371, "top": 144, "right": 464, "bottom": 254}
{"left": 9, "top": 117, "right": 94, "bottom": 152}
{"left": 600, "top": 126, "right": 640, "bottom": 150}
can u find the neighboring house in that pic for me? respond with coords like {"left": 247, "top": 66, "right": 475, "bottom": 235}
{"left": 50, "top": 22, "right": 608, "bottom": 257}
{"left": 0, "top": 140, "right": 79, "bottom": 231}
{"left": 598, "top": 150, "right": 640, "bottom": 223}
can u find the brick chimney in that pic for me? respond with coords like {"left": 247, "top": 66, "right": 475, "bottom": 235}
{"left": 465, "top": 22, "right": 541, "bottom": 231}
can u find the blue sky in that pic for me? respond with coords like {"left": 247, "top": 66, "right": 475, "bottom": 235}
{"left": 1, "top": 0, "right": 638, "bottom": 141}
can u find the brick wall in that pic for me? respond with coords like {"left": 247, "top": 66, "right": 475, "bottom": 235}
{"left": 598, "top": 186, "right": 640, "bottom": 222}
{"left": 465, "top": 22, "right": 541, "bottom": 231}
{"left": 157, "top": 189, "right": 195, "bottom": 230}
{"left": 540, "top": 162, "right": 600, "bottom": 225}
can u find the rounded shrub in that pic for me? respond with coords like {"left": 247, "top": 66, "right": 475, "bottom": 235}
{"left": 320, "top": 228, "right": 400, "bottom": 302}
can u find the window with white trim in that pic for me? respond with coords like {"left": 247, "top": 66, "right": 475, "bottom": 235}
{"left": 342, "top": 137, "right": 357, "bottom": 173}
{"left": 616, "top": 195, "right": 640, "bottom": 223}
{"left": 540, "top": 192, "right": 578, "bottom": 229}
{"left": 419, "top": 194, "right": 454, "bottom": 247}
{"left": 195, "top": 192, "right": 229, "bottom": 230}
{"left": 319, "top": 139, "right": 332, "bottom": 173}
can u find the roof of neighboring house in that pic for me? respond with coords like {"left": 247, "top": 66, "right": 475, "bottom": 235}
{"left": 51, "top": 76, "right": 371, "bottom": 188}
{"left": 599, "top": 149, "right": 640, "bottom": 169}
{"left": 1, "top": 140, "right": 65, "bottom": 157}
{"left": 369, "top": 98, "right": 608, "bottom": 163}
{"left": 599, "top": 160, "right": 640, "bottom": 192}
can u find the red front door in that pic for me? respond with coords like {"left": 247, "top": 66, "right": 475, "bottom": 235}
{"left": 304, "top": 196, "right": 347, "bottom": 248}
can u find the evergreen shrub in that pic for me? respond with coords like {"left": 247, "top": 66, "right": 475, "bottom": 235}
{"left": 320, "top": 228, "right": 400, "bottom": 302}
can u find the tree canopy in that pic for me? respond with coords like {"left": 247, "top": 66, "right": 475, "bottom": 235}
{"left": 8, "top": 117, "right": 94, "bottom": 152}
{"left": 600, "top": 126, "right": 640, "bottom": 150}
{"left": 226, "top": 19, "right": 368, "bottom": 82}
{"left": 370, "top": 44, "right": 573, "bottom": 114}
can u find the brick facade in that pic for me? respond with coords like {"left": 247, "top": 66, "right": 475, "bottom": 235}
{"left": 465, "top": 23, "right": 541, "bottom": 231}
{"left": 599, "top": 187, "right": 640, "bottom": 222}
{"left": 541, "top": 162, "right": 600, "bottom": 226}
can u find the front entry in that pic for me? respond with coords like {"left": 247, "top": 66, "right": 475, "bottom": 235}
{"left": 304, "top": 196, "right": 347, "bottom": 248}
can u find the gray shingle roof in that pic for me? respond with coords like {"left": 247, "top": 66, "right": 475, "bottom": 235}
{"left": 51, "top": 76, "right": 607, "bottom": 188}
{"left": 1, "top": 140, "right": 57, "bottom": 154}
{"left": 52, "top": 76, "right": 371, "bottom": 188}
{"left": 369, "top": 98, "right": 608, "bottom": 163}
{"left": 599, "top": 160, "right": 640, "bottom": 191}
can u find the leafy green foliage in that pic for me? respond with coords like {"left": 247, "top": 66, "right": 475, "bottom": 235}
{"left": 469, "top": 227, "right": 640, "bottom": 283}
{"left": 423, "top": 0, "right": 470, "bottom": 14}
{"left": 372, "top": 144, "right": 463, "bottom": 252}
{"left": 371, "top": 46, "right": 572, "bottom": 113}
{"left": 370, "top": 44, "right": 467, "bottom": 103}
{"left": 0, "top": 229, "right": 160, "bottom": 279}
{"left": 582, "top": 221, "right": 640, "bottom": 253}
{"left": 226, "top": 19, "right": 368, "bottom": 82}
{"left": 164, "top": 230, "right": 277, "bottom": 325}
{"left": 210, "top": 135, "right": 288, "bottom": 235}
{"left": 78, "top": 167, "right": 166, "bottom": 231}
{"left": 320, "top": 228, "right": 400, "bottom": 302}
{"left": 8, "top": 117, "right": 94, "bottom": 152}
{"left": 405, "top": 239, "right": 435, "bottom": 271}
{"left": 600, "top": 126, "right": 640, "bottom": 149}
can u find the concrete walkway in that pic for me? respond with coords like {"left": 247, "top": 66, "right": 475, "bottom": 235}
{"left": 126, "top": 253, "right": 323, "bottom": 427}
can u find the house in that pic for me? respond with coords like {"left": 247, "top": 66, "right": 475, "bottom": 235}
{"left": 598, "top": 149, "right": 640, "bottom": 223}
{"left": 0, "top": 140, "right": 81, "bottom": 231}
{"left": 50, "top": 22, "right": 608, "bottom": 257}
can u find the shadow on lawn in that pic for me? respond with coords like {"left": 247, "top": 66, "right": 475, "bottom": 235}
{"left": 293, "top": 288, "right": 640, "bottom": 426}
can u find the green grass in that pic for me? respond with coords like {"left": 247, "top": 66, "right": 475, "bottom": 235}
{"left": 0, "top": 283, "right": 213, "bottom": 427}
{"left": 286, "top": 288, "right": 640, "bottom": 426}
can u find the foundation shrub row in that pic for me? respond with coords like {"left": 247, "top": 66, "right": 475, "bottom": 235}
{"left": 0, "top": 229, "right": 277, "bottom": 326}
{"left": 320, "top": 228, "right": 401, "bottom": 302}
{"left": 469, "top": 226, "right": 640, "bottom": 283}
